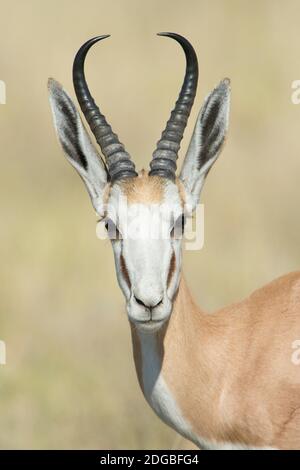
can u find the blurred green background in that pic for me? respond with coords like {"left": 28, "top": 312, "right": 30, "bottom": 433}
{"left": 0, "top": 0, "right": 300, "bottom": 449}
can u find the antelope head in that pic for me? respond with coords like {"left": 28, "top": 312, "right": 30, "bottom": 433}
{"left": 48, "top": 33, "right": 230, "bottom": 331}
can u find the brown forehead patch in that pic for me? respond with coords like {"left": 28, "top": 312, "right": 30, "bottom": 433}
{"left": 118, "top": 170, "right": 167, "bottom": 204}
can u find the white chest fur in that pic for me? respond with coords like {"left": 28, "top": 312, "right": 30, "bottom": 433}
{"left": 138, "top": 331, "right": 199, "bottom": 446}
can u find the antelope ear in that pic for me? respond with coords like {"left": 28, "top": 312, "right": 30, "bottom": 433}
{"left": 48, "top": 78, "right": 108, "bottom": 215}
{"left": 180, "top": 78, "right": 230, "bottom": 209}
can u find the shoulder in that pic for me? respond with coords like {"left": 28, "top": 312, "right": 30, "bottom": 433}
{"left": 248, "top": 272, "right": 300, "bottom": 304}
{"left": 213, "top": 271, "right": 300, "bottom": 322}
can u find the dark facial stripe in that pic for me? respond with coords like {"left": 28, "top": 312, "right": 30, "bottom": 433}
{"left": 120, "top": 254, "right": 131, "bottom": 288}
{"left": 167, "top": 251, "right": 176, "bottom": 287}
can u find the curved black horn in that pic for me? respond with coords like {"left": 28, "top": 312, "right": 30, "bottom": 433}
{"left": 73, "top": 35, "right": 138, "bottom": 182}
{"left": 149, "top": 33, "right": 199, "bottom": 181}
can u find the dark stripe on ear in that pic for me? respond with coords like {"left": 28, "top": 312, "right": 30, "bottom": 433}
{"left": 61, "top": 131, "right": 88, "bottom": 171}
{"left": 197, "top": 96, "right": 225, "bottom": 170}
{"left": 202, "top": 98, "right": 221, "bottom": 139}
{"left": 59, "top": 97, "right": 88, "bottom": 171}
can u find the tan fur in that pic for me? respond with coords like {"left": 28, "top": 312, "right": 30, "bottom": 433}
{"left": 131, "top": 273, "right": 300, "bottom": 449}
{"left": 118, "top": 171, "right": 166, "bottom": 204}
{"left": 116, "top": 172, "right": 186, "bottom": 207}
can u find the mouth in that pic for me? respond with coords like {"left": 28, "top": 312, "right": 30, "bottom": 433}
{"left": 127, "top": 295, "right": 172, "bottom": 330}
{"left": 131, "top": 318, "right": 166, "bottom": 331}
{"left": 134, "top": 318, "right": 165, "bottom": 325}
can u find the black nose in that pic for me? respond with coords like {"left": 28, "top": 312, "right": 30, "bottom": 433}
{"left": 134, "top": 295, "right": 163, "bottom": 309}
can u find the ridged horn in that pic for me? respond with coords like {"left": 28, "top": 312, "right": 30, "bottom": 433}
{"left": 73, "top": 35, "right": 138, "bottom": 182}
{"left": 149, "top": 33, "right": 199, "bottom": 181}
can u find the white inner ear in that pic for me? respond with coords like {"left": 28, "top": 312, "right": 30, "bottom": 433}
{"left": 48, "top": 78, "right": 108, "bottom": 216}
{"left": 180, "top": 79, "right": 231, "bottom": 210}
{"left": 71, "top": 112, "right": 108, "bottom": 214}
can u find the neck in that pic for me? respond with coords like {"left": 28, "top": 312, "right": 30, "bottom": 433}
{"left": 129, "top": 271, "right": 300, "bottom": 450}
{"left": 130, "top": 275, "right": 224, "bottom": 447}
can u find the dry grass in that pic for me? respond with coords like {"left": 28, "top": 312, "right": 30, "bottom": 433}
{"left": 0, "top": 0, "right": 300, "bottom": 449}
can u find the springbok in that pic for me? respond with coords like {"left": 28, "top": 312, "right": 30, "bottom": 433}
{"left": 48, "top": 33, "right": 300, "bottom": 450}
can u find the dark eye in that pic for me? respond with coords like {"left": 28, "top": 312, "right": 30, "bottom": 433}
{"left": 104, "top": 219, "right": 122, "bottom": 240}
{"left": 170, "top": 214, "right": 186, "bottom": 239}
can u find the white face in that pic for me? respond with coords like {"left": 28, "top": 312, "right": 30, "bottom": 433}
{"left": 49, "top": 76, "right": 230, "bottom": 332}
{"left": 104, "top": 176, "right": 185, "bottom": 331}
